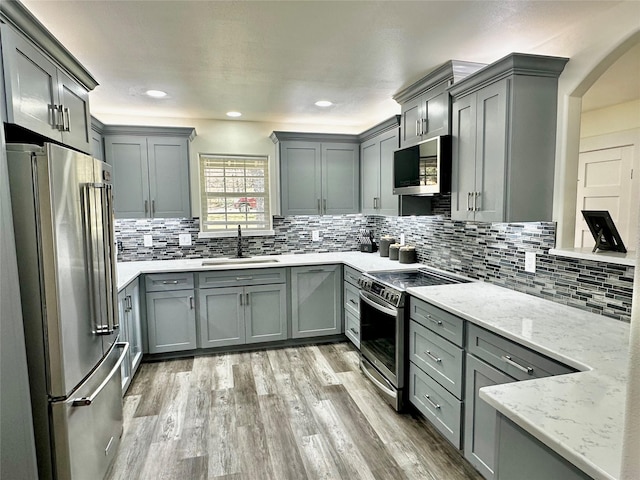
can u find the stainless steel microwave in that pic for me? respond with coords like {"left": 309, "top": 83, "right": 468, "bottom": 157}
{"left": 393, "top": 135, "right": 451, "bottom": 195}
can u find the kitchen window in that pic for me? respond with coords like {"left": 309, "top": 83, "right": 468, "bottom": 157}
{"left": 198, "top": 154, "right": 273, "bottom": 236}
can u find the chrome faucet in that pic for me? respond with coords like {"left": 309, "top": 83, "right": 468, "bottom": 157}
{"left": 236, "top": 224, "right": 243, "bottom": 258}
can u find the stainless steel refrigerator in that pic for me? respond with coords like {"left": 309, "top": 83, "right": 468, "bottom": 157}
{"left": 7, "top": 143, "right": 128, "bottom": 480}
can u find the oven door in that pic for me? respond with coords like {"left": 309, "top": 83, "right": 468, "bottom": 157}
{"left": 359, "top": 290, "right": 404, "bottom": 389}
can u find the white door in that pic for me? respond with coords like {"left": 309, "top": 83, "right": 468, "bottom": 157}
{"left": 575, "top": 145, "right": 635, "bottom": 248}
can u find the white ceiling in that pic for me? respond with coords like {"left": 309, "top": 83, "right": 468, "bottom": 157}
{"left": 19, "top": 0, "right": 640, "bottom": 129}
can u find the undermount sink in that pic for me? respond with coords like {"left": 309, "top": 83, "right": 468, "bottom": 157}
{"left": 201, "top": 257, "right": 280, "bottom": 266}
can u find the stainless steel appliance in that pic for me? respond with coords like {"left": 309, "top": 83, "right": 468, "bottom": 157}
{"left": 393, "top": 135, "right": 451, "bottom": 196}
{"left": 357, "top": 268, "right": 469, "bottom": 411}
{"left": 7, "top": 143, "right": 128, "bottom": 480}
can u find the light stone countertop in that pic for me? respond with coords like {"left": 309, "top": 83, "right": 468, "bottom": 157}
{"left": 116, "top": 251, "right": 419, "bottom": 291}
{"left": 407, "top": 282, "right": 630, "bottom": 480}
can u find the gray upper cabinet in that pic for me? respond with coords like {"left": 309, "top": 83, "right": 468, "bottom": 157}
{"left": 271, "top": 132, "right": 359, "bottom": 216}
{"left": 103, "top": 126, "right": 195, "bottom": 219}
{"left": 0, "top": 22, "right": 95, "bottom": 153}
{"left": 449, "top": 53, "right": 569, "bottom": 222}
{"left": 393, "top": 60, "right": 486, "bottom": 148}
{"left": 90, "top": 117, "right": 105, "bottom": 161}
{"left": 291, "top": 264, "right": 342, "bottom": 338}
{"left": 360, "top": 116, "right": 400, "bottom": 216}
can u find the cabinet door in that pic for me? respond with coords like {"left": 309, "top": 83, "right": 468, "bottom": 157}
{"left": 451, "top": 93, "right": 477, "bottom": 221}
{"left": 291, "top": 265, "right": 342, "bottom": 338}
{"left": 104, "top": 135, "right": 150, "bottom": 218}
{"left": 91, "top": 130, "right": 104, "bottom": 161}
{"left": 126, "top": 280, "right": 143, "bottom": 376}
{"left": 400, "top": 94, "right": 423, "bottom": 148}
{"left": 146, "top": 290, "right": 196, "bottom": 354}
{"left": 147, "top": 136, "right": 190, "bottom": 218}
{"left": 424, "top": 91, "right": 449, "bottom": 138}
{"left": 280, "top": 141, "right": 322, "bottom": 215}
{"left": 360, "top": 138, "right": 380, "bottom": 214}
{"left": 464, "top": 354, "right": 514, "bottom": 480}
{"left": 245, "top": 284, "right": 287, "bottom": 344}
{"left": 322, "top": 143, "right": 359, "bottom": 214}
{"left": 198, "top": 287, "right": 245, "bottom": 348}
{"left": 1, "top": 25, "right": 59, "bottom": 141}
{"left": 58, "top": 70, "right": 91, "bottom": 154}
{"left": 377, "top": 129, "right": 399, "bottom": 215}
{"left": 474, "top": 79, "right": 508, "bottom": 222}
{"left": 117, "top": 291, "right": 131, "bottom": 393}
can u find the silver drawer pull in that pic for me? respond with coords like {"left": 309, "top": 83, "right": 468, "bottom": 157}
{"left": 426, "top": 314, "right": 443, "bottom": 326}
{"left": 162, "top": 280, "right": 180, "bottom": 285}
{"left": 349, "top": 327, "right": 359, "bottom": 335}
{"left": 236, "top": 276, "right": 253, "bottom": 281}
{"left": 423, "top": 394, "right": 441, "bottom": 410}
{"left": 348, "top": 299, "right": 358, "bottom": 305}
{"left": 502, "top": 355, "right": 534, "bottom": 375}
{"left": 424, "top": 350, "right": 442, "bottom": 363}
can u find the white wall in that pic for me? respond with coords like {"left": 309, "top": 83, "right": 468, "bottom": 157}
{"left": 581, "top": 99, "right": 640, "bottom": 139}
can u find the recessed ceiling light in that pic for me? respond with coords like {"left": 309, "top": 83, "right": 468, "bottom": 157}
{"left": 145, "top": 89, "right": 167, "bottom": 98}
{"left": 226, "top": 111, "right": 242, "bottom": 118}
{"left": 315, "top": 100, "right": 333, "bottom": 107}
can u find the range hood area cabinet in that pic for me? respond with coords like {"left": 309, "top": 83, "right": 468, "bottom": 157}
{"left": 449, "top": 53, "right": 568, "bottom": 222}
{"left": 103, "top": 125, "right": 196, "bottom": 219}
{"left": 360, "top": 116, "right": 400, "bottom": 216}
{"left": 0, "top": 3, "right": 98, "bottom": 154}
{"left": 393, "top": 60, "right": 486, "bottom": 148}
{"left": 271, "top": 131, "right": 359, "bottom": 216}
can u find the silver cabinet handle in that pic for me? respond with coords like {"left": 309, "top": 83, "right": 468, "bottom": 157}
{"left": 162, "top": 280, "right": 179, "bottom": 285}
{"left": 189, "top": 296, "right": 194, "bottom": 310}
{"left": 151, "top": 199, "right": 155, "bottom": 217}
{"left": 323, "top": 199, "right": 327, "bottom": 214}
{"left": 416, "top": 119, "right": 420, "bottom": 137}
{"left": 236, "top": 276, "right": 253, "bottom": 281}
{"left": 62, "top": 107, "right": 71, "bottom": 132}
{"left": 72, "top": 342, "right": 129, "bottom": 406}
{"left": 239, "top": 293, "right": 243, "bottom": 306}
{"left": 502, "top": 355, "right": 534, "bottom": 375}
{"left": 426, "top": 314, "right": 443, "bottom": 326}
{"left": 467, "top": 192, "right": 472, "bottom": 211}
{"left": 49, "top": 104, "right": 58, "bottom": 128}
{"left": 125, "top": 295, "right": 132, "bottom": 312}
{"left": 423, "top": 394, "right": 441, "bottom": 410}
{"left": 307, "top": 268, "right": 325, "bottom": 273}
{"left": 57, "top": 104, "right": 65, "bottom": 130}
{"left": 424, "top": 350, "right": 442, "bottom": 363}
{"left": 348, "top": 299, "right": 358, "bottom": 305}
{"left": 246, "top": 293, "right": 250, "bottom": 305}
{"left": 144, "top": 200, "right": 149, "bottom": 214}
{"left": 422, "top": 118, "right": 428, "bottom": 135}
{"left": 317, "top": 198, "right": 321, "bottom": 214}
{"left": 349, "top": 327, "right": 359, "bottom": 335}
{"left": 474, "top": 191, "right": 480, "bottom": 211}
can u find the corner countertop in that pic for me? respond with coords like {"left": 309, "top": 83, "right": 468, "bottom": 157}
{"left": 116, "top": 251, "right": 419, "bottom": 291}
{"left": 407, "top": 282, "right": 630, "bottom": 480}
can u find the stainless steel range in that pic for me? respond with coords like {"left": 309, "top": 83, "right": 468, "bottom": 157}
{"left": 357, "top": 267, "right": 470, "bottom": 410}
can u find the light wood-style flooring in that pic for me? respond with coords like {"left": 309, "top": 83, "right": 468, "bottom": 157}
{"left": 106, "top": 342, "right": 483, "bottom": 480}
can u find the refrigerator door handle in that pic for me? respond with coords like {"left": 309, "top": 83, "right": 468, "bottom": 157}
{"left": 72, "top": 342, "right": 129, "bottom": 407}
{"left": 102, "top": 184, "right": 119, "bottom": 331}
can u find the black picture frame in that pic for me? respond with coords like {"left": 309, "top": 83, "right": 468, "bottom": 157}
{"left": 581, "top": 210, "right": 627, "bottom": 253}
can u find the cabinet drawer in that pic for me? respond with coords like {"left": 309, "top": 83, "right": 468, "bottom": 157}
{"left": 409, "top": 296, "right": 464, "bottom": 347}
{"left": 409, "top": 320, "right": 464, "bottom": 399}
{"left": 198, "top": 268, "right": 286, "bottom": 287}
{"left": 343, "top": 265, "right": 361, "bottom": 287}
{"left": 409, "top": 363, "right": 462, "bottom": 448}
{"left": 145, "top": 272, "right": 194, "bottom": 292}
{"left": 344, "top": 282, "right": 360, "bottom": 316}
{"left": 345, "top": 310, "right": 360, "bottom": 349}
{"left": 467, "top": 324, "right": 574, "bottom": 381}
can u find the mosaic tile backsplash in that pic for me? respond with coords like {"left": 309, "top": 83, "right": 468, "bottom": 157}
{"left": 115, "top": 213, "right": 634, "bottom": 322}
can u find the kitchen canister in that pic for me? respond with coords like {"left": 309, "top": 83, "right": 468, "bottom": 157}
{"left": 389, "top": 243, "right": 401, "bottom": 261}
{"left": 399, "top": 245, "right": 417, "bottom": 264}
{"left": 379, "top": 236, "right": 396, "bottom": 257}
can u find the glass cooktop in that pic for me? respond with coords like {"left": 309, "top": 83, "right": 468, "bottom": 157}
{"left": 369, "top": 268, "right": 470, "bottom": 291}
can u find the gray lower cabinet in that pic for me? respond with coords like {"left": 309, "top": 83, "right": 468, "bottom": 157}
{"left": 104, "top": 128, "right": 194, "bottom": 219}
{"left": 463, "top": 354, "right": 515, "bottom": 480}
{"left": 272, "top": 133, "right": 360, "bottom": 216}
{"left": 1, "top": 23, "right": 92, "bottom": 153}
{"left": 118, "top": 278, "right": 143, "bottom": 394}
{"left": 495, "top": 415, "right": 593, "bottom": 480}
{"left": 198, "top": 283, "right": 287, "bottom": 348}
{"left": 146, "top": 273, "right": 196, "bottom": 354}
{"left": 291, "top": 265, "right": 342, "bottom": 338}
{"left": 343, "top": 265, "right": 361, "bottom": 348}
{"left": 449, "top": 53, "right": 569, "bottom": 222}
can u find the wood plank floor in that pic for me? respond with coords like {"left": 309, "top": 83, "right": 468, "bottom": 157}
{"left": 106, "top": 342, "right": 483, "bottom": 480}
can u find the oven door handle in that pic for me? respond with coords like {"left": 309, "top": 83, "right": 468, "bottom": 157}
{"left": 361, "top": 361, "right": 397, "bottom": 398}
{"left": 359, "top": 291, "right": 398, "bottom": 317}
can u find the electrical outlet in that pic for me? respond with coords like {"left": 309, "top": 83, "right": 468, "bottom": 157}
{"left": 312, "top": 230, "right": 321, "bottom": 241}
{"left": 179, "top": 233, "right": 192, "bottom": 246}
{"left": 143, "top": 234, "right": 153, "bottom": 247}
{"left": 524, "top": 251, "right": 536, "bottom": 273}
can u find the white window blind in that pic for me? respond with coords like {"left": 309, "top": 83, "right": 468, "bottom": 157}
{"left": 199, "top": 154, "right": 271, "bottom": 233}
